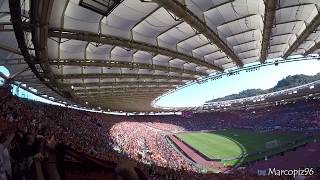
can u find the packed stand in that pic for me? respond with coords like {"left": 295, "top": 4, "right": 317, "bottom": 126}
{"left": 1, "top": 85, "right": 320, "bottom": 179}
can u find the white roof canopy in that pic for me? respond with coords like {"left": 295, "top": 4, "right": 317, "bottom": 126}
{"left": 1, "top": 0, "right": 320, "bottom": 111}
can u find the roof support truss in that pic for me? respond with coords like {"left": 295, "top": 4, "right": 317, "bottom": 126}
{"left": 80, "top": 94, "right": 160, "bottom": 99}
{"left": 153, "top": 0, "right": 243, "bottom": 67}
{"left": 9, "top": 0, "right": 78, "bottom": 102}
{"left": 74, "top": 86, "right": 172, "bottom": 93}
{"left": 77, "top": 90, "right": 166, "bottom": 96}
{"left": 74, "top": 84, "right": 175, "bottom": 91}
{"left": 64, "top": 81, "right": 182, "bottom": 88}
{"left": 260, "top": 0, "right": 277, "bottom": 63}
{"left": 49, "top": 28, "right": 224, "bottom": 71}
{"left": 56, "top": 73, "right": 195, "bottom": 81}
{"left": 49, "top": 59, "right": 207, "bottom": 76}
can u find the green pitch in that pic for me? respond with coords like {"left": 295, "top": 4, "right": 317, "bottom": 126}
{"left": 175, "top": 129, "right": 311, "bottom": 166}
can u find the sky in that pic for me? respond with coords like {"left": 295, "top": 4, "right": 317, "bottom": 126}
{"left": 0, "top": 66, "right": 63, "bottom": 105}
{"left": 1, "top": 58, "right": 320, "bottom": 109}
{"left": 155, "top": 59, "right": 320, "bottom": 107}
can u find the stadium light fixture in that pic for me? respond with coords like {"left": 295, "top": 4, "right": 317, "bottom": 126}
{"left": 79, "top": 0, "right": 123, "bottom": 16}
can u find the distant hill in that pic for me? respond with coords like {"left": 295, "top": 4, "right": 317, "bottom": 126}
{"left": 206, "top": 73, "right": 320, "bottom": 103}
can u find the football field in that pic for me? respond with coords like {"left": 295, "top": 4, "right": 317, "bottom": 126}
{"left": 175, "top": 129, "right": 311, "bottom": 166}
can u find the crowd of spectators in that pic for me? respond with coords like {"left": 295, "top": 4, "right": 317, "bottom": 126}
{"left": 0, "top": 85, "right": 320, "bottom": 179}
{"left": 109, "top": 121, "right": 198, "bottom": 172}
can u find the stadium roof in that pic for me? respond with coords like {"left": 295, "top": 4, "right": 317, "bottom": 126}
{"left": 1, "top": 0, "right": 320, "bottom": 112}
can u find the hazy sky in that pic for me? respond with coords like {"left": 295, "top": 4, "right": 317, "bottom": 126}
{"left": 0, "top": 66, "right": 62, "bottom": 105}
{"left": 156, "top": 59, "right": 320, "bottom": 107}
{"left": 1, "top": 58, "right": 320, "bottom": 108}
